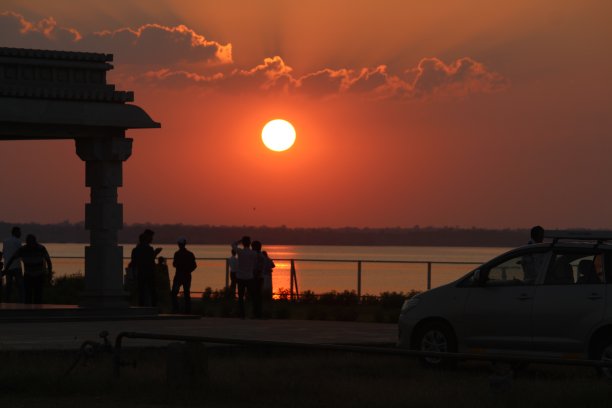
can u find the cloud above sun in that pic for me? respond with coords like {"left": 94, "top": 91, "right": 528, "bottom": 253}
{"left": 0, "top": 11, "right": 232, "bottom": 68}
{"left": 1, "top": 11, "right": 509, "bottom": 100}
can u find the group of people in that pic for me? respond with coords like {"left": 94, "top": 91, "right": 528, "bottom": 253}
{"left": 0, "top": 225, "right": 275, "bottom": 317}
{"left": 229, "top": 236, "right": 275, "bottom": 319}
{"left": 0, "top": 226, "right": 53, "bottom": 304}
{"left": 128, "top": 229, "right": 197, "bottom": 314}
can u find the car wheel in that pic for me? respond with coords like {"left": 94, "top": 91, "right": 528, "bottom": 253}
{"left": 415, "top": 321, "right": 457, "bottom": 368}
{"left": 594, "top": 337, "right": 612, "bottom": 379}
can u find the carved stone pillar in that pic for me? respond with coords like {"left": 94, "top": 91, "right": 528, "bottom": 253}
{"left": 75, "top": 136, "right": 132, "bottom": 308}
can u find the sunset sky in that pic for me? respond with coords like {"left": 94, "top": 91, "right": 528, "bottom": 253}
{"left": 1, "top": 0, "right": 611, "bottom": 229}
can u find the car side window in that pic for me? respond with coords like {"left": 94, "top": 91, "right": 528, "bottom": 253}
{"left": 543, "top": 252, "right": 604, "bottom": 285}
{"left": 484, "top": 254, "right": 535, "bottom": 286}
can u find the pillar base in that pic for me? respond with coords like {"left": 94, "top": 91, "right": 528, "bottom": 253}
{"left": 78, "top": 290, "right": 130, "bottom": 309}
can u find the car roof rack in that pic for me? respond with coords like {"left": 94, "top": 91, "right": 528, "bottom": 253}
{"left": 545, "top": 230, "right": 612, "bottom": 245}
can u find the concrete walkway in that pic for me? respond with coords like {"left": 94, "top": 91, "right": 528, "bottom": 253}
{"left": 0, "top": 317, "right": 397, "bottom": 350}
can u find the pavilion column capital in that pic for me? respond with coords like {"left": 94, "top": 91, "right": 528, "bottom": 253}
{"left": 75, "top": 136, "right": 132, "bottom": 162}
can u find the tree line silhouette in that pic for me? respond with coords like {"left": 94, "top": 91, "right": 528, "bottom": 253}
{"left": 2, "top": 221, "right": 602, "bottom": 247}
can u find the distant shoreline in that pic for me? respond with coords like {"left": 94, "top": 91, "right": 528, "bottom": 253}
{"left": 3, "top": 221, "right": 604, "bottom": 247}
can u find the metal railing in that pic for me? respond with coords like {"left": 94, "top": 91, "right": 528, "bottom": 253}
{"left": 51, "top": 256, "right": 484, "bottom": 299}
{"left": 111, "top": 331, "right": 612, "bottom": 378}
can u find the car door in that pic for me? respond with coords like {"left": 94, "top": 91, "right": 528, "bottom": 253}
{"left": 531, "top": 250, "right": 607, "bottom": 354}
{"left": 461, "top": 248, "right": 550, "bottom": 352}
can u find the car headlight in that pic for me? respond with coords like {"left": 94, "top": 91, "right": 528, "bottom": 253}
{"left": 400, "top": 296, "right": 420, "bottom": 313}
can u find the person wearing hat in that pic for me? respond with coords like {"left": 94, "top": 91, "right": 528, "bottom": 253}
{"left": 171, "top": 237, "right": 197, "bottom": 314}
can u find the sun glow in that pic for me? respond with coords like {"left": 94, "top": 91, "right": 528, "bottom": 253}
{"left": 261, "top": 119, "right": 296, "bottom": 152}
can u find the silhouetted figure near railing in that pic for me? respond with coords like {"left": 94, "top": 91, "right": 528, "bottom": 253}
{"left": 251, "top": 240, "right": 264, "bottom": 318}
{"left": 231, "top": 236, "right": 257, "bottom": 319}
{"left": 522, "top": 225, "right": 546, "bottom": 283}
{"left": 171, "top": 237, "right": 197, "bottom": 314}
{"left": 4, "top": 234, "right": 52, "bottom": 304}
{"left": 155, "top": 256, "right": 172, "bottom": 312}
{"left": 262, "top": 250, "right": 275, "bottom": 301}
{"left": 131, "top": 229, "right": 162, "bottom": 307}
{"left": 2, "top": 226, "right": 24, "bottom": 303}
{"left": 227, "top": 248, "right": 239, "bottom": 298}
{"left": 528, "top": 225, "right": 545, "bottom": 244}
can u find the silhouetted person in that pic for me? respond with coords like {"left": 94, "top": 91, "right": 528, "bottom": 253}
{"left": 262, "top": 250, "right": 275, "bottom": 300}
{"left": 172, "top": 237, "right": 197, "bottom": 314}
{"left": 155, "top": 256, "right": 172, "bottom": 312}
{"left": 227, "top": 248, "right": 239, "bottom": 298}
{"left": 131, "top": 230, "right": 162, "bottom": 307}
{"left": 231, "top": 236, "right": 257, "bottom": 319}
{"left": 522, "top": 225, "right": 546, "bottom": 283}
{"left": 4, "top": 234, "right": 52, "bottom": 304}
{"left": 251, "top": 240, "right": 264, "bottom": 318}
{"left": 2, "top": 226, "right": 24, "bottom": 302}
{"left": 529, "top": 225, "right": 545, "bottom": 244}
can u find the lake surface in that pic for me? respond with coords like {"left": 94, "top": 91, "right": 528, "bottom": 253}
{"left": 46, "top": 244, "right": 512, "bottom": 294}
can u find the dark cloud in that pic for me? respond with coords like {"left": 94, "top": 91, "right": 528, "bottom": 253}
{"left": 411, "top": 57, "right": 509, "bottom": 98}
{"left": 0, "top": 11, "right": 81, "bottom": 46}
{"left": 83, "top": 24, "right": 232, "bottom": 68}
{"left": 297, "top": 68, "right": 351, "bottom": 96}
{"left": 2, "top": 11, "right": 508, "bottom": 100}
{"left": 134, "top": 56, "right": 508, "bottom": 100}
{"left": 0, "top": 12, "right": 231, "bottom": 68}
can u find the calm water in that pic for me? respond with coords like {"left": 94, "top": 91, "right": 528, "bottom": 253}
{"left": 47, "top": 244, "right": 511, "bottom": 294}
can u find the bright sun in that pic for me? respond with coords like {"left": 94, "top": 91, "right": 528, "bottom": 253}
{"left": 261, "top": 119, "right": 296, "bottom": 152}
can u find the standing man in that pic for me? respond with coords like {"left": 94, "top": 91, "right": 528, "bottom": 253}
{"left": 231, "top": 236, "right": 257, "bottom": 319}
{"left": 4, "top": 234, "right": 52, "bottom": 304}
{"left": 2, "top": 226, "right": 24, "bottom": 303}
{"left": 227, "top": 248, "right": 239, "bottom": 299}
{"left": 131, "top": 230, "right": 162, "bottom": 307}
{"left": 171, "top": 237, "right": 197, "bottom": 314}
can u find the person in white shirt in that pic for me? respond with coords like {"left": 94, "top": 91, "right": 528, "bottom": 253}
{"left": 227, "top": 248, "right": 239, "bottom": 298}
{"left": 231, "top": 236, "right": 258, "bottom": 318}
{"left": 2, "top": 226, "right": 24, "bottom": 303}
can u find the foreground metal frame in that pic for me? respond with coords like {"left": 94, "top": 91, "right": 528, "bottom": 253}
{"left": 112, "top": 331, "right": 612, "bottom": 377}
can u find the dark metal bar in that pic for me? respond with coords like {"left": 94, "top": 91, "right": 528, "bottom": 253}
{"left": 54, "top": 255, "right": 483, "bottom": 266}
{"left": 290, "top": 260, "right": 295, "bottom": 301}
{"left": 357, "top": 261, "right": 362, "bottom": 300}
{"left": 112, "top": 331, "right": 612, "bottom": 377}
{"left": 224, "top": 258, "right": 229, "bottom": 290}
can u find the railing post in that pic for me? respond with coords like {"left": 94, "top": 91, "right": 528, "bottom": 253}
{"left": 290, "top": 259, "right": 295, "bottom": 301}
{"left": 225, "top": 258, "right": 230, "bottom": 290}
{"left": 427, "top": 262, "right": 432, "bottom": 290}
{"left": 357, "top": 261, "right": 362, "bottom": 301}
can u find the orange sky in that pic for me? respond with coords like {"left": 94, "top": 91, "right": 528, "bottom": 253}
{"left": 1, "top": 1, "right": 611, "bottom": 229}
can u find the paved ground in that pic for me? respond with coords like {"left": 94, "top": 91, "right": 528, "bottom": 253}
{"left": 0, "top": 316, "right": 397, "bottom": 350}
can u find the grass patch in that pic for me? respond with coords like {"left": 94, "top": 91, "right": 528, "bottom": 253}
{"left": 0, "top": 347, "right": 611, "bottom": 407}
{"left": 194, "top": 288, "right": 417, "bottom": 323}
{"left": 40, "top": 276, "right": 415, "bottom": 323}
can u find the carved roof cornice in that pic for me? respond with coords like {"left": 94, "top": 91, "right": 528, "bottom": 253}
{"left": 0, "top": 46, "right": 134, "bottom": 103}
{"left": 0, "top": 47, "right": 112, "bottom": 63}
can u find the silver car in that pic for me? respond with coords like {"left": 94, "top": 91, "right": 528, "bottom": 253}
{"left": 398, "top": 233, "right": 612, "bottom": 369}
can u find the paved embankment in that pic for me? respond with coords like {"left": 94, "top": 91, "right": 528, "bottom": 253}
{"left": 0, "top": 317, "right": 397, "bottom": 350}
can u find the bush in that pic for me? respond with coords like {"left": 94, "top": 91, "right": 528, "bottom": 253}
{"left": 299, "top": 290, "right": 317, "bottom": 304}
{"left": 45, "top": 274, "right": 85, "bottom": 304}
